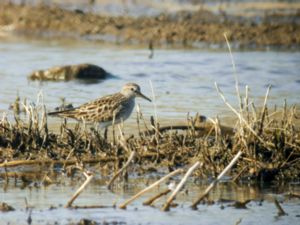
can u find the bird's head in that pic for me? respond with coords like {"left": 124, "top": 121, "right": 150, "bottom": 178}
{"left": 121, "top": 83, "right": 151, "bottom": 102}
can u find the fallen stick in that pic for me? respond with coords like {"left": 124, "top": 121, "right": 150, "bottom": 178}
{"left": 65, "top": 171, "right": 93, "bottom": 208}
{"left": 161, "top": 161, "right": 200, "bottom": 211}
{"left": 287, "top": 192, "right": 300, "bottom": 199}
{"left": 274, "top": 198, "right": 287, "bottom": 216}
{"left": 1, "top": 153, "right": 182, "bottom": 169}
{"left": 119, "top": 168, "right": 183, "bottom": 209}
{"left": 144, "top": 125, "right": 205, "bottom": 135}
{"left": 0, "top": 157, "right": 117, "bottom": 168}
{"left": 143, "top": 124, "right": 233, "bottom": 136}
{"left": 107, "top": 151, "right": 136, "bottom": 189}
{"left": 69, "top": 205, "right": 113, "bottom": 209}
{"left": 191, "top": 151, "right": 242, "bottom": 210}
{"left": 0, "top": 171, "right": 42, "bottom": 179}
{"left": 143, "top": 188, "right": 171, "bottom": 206}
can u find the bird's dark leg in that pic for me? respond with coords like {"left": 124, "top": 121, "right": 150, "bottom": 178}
{"left": 104, "top": 128, "right": 108, "bottom": 140}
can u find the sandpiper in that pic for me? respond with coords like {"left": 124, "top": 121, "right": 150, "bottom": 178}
{"left": 48, "top": 83, "right": 151, "bottom": 128}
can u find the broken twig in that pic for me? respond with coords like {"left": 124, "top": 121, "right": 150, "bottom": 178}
{"left": 143, "top": 188, "right": 171, "bottom": 206}
{"left": 162, "top": 161, "right": 200, "bottom": 211}
{"left": 274, "top": 198, "right": 287, "bottom": 216}
{"left": 107, "top": 151, "right": 135, "bottom": 189}
{"left": 65, "top": 171, "right": 93, "bottom": 208}
{"left": 119, "top": 168, "right": 183, "bottom": 209}
{"left": 191, "top": 151, "right": 242, "bottom": 210}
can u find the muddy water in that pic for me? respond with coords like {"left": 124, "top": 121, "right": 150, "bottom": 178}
{"left": 1, "top": 169, "right": 300, "bottom": 225}
{"left": 0, "top": 36, "right": 299, "bottom": 130}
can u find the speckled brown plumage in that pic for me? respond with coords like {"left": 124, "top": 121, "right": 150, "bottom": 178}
{"left": 48, "top": 83, "right": 151, "bottom": 128}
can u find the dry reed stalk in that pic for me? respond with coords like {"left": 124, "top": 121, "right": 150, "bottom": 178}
{"left": 149, "top": 80, "right": 161, "bottom": 143}
{"left": 143, "top": 188, "right": 171, "bottom": 206}
{"left": 208, "top": 117, "right": 221, "bottom": 144}
{"left": 119, "top": 168, "right": 183, "bottom": 209}
{"left": 258, "top": 85, "right": 271, "bottom": 135}
{"left": 107, "top": 126, "right": 135, "bottom": 188}
{"left": 281, "top": 152, "right": 300, "bottom": 169}
{"left": 118, "top": 124, "right": 130, "bottom": 153}
{"left": 191, "top": 151, "right": 242, "bottom": 210}
{"left": 136, "top": 104, "right": 151, "bottom": 135}
{"left": 204, "top": 121, "right": 216, "bottom": 141}
{"left": 250, "top": 102, "right": 258, "bottom": 121}
{"left": 215, "top": 82, "right": 274, "bottom": 149}
{"left": 162, "top": 161, "right": 200, "bottom": 211}
{"left": 4, "top": 163, "right": 9, "bottom": 184}
{"left": 63, "top": 148, "right": 75, "bottom": 170}
{"left": 107, "top": 151, "right": 135, "bottom": 189}
{"left": 224, "top": 32, "right": 242, "bottom": 112}
{"left": 245, "top": 85, "right": 250, "bottom": 123}
{"left": 65, "top": 171, "right": 93, "bottom": 208}
{"left": 149, "top": 80, "right": 157, "bottom": 127}
{"left": 0, "top": 123, "right": 10, "bottom": 132}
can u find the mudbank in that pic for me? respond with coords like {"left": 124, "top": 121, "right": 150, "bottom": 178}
{"left": 0, "top": 3, "right": 299, "bottom": 49}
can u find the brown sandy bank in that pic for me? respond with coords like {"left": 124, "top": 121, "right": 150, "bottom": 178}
{"left": 0, "top": 3, "right": 299, "bottom": 49}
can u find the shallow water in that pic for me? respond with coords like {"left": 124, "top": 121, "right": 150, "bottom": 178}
{"left": 0, "top": 35, "right": 300, "bottom": 223}
{"left": 1, "top": 169, "right": 300, "bottom": 225}
{"left": 0, "top": 36, "right": 299, "bottom": 130}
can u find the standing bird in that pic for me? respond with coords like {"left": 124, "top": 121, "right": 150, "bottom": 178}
{"left": 48, "top": 83, "right": 151, "bottom": 129}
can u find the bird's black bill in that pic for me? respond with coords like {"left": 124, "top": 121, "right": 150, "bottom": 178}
{"left": 136, "top": 91, "right": 152, "bottom": 102}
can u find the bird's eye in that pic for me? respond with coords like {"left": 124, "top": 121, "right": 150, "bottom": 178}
{"left": 131, "top": 88, "right": 134, "bottom": 91}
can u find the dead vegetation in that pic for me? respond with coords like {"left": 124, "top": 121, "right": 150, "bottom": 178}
{"left": 0, "top": 92, "right": 299, "bottom": 214}
{"left": 0, "top": 87, "right": 299, "bottom": 183}
{"left": 1, "top": 34, "right": 299, "bottom": 186}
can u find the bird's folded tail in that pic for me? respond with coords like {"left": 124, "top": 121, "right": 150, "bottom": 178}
{"left": 47, "top": 109, "right": 76, "bottom": 118}
{"left": 47, "top": 111, "right": 60, "bottom": 116}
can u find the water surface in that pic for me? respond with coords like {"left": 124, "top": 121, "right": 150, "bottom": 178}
{"left": 1, "top": 171, "right": 300, "bottom": 225}
{"left": 0, "top": 36, "right": 300, "bottom": 223}
{"left": 0, "top": 36, "right": 299, "bottom": 129}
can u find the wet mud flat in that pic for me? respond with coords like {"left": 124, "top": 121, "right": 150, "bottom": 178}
{"left": 0, "top": 3, "right": 300, "bottom": 49}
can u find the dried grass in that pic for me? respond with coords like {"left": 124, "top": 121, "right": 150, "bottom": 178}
{"left": 0, "top": 92, "right": 299, "bottom": 182}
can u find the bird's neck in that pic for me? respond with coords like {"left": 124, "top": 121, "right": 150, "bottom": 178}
{"left": 121, "top": 92, "right": 135, "bottom": 99}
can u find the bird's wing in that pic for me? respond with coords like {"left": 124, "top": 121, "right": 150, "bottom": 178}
{"left": 76, "top": 93, "right": 127, "bottom": 122}
{"left": 48, "top": 93, "right": 126, "bottom": 123}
